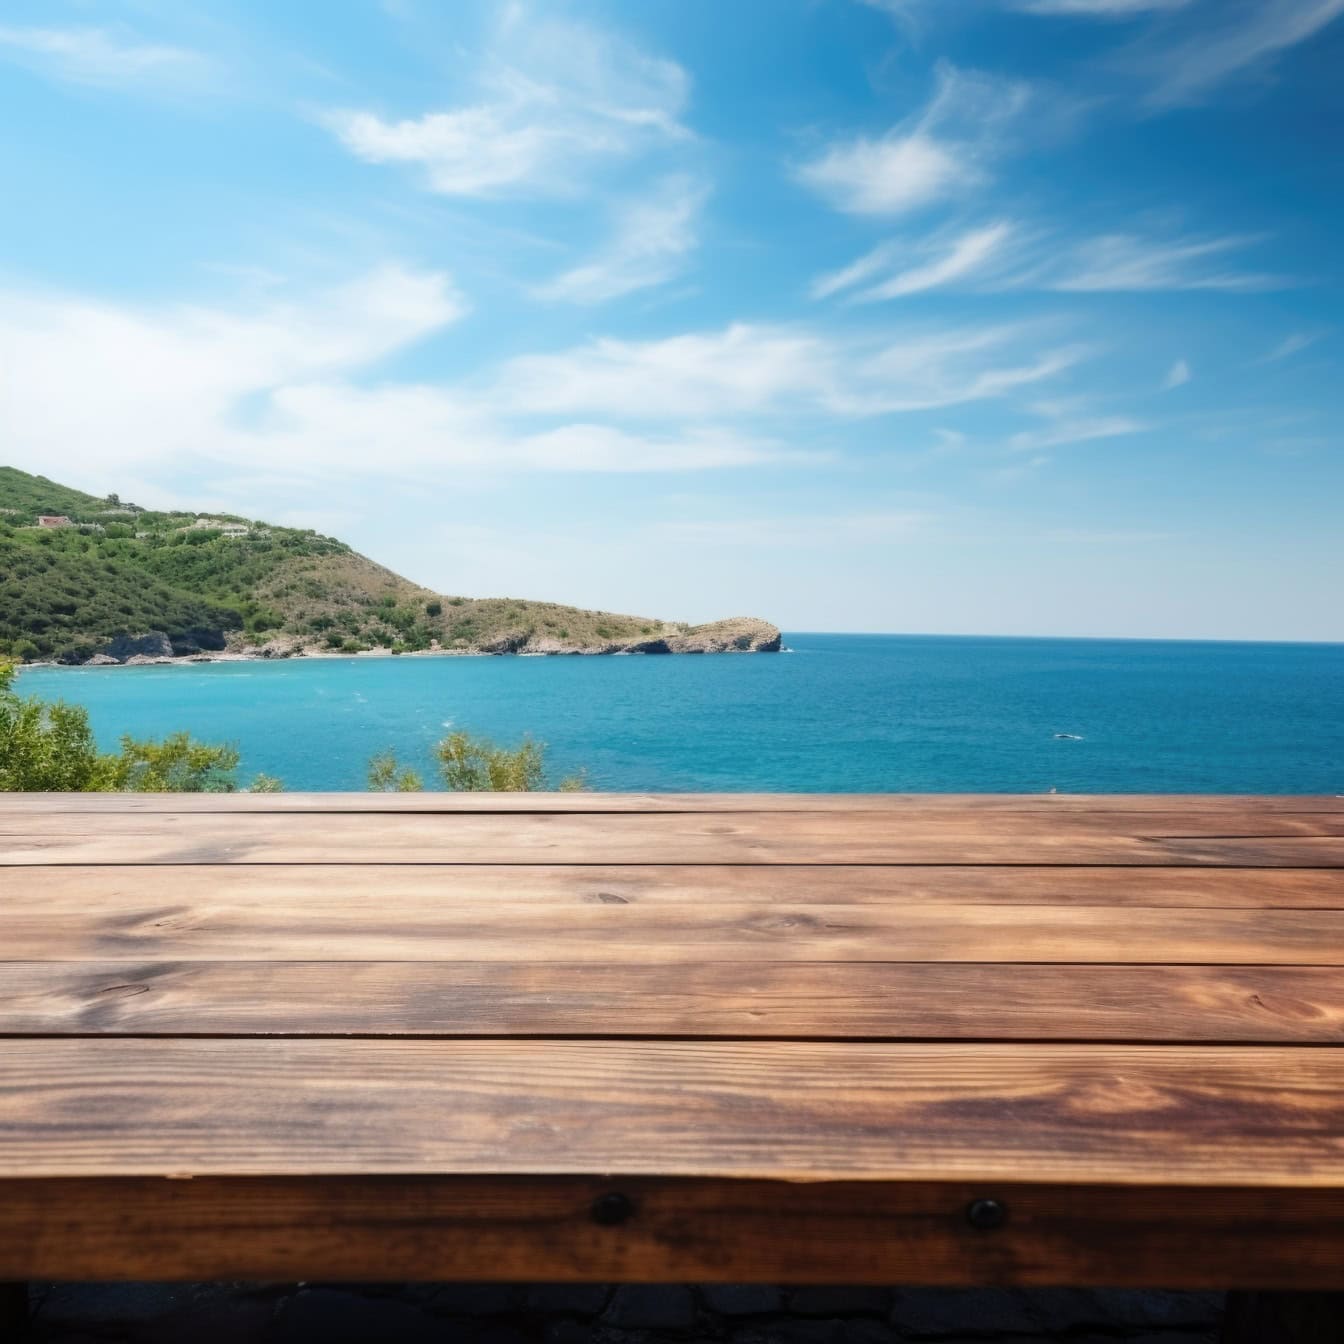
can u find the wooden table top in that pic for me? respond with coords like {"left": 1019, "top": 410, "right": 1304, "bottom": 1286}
{"left": 1, "top": 792, "right": 1342, "bottom": 1289}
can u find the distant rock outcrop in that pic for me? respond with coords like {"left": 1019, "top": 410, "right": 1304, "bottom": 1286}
{"left": 98, "top": 632, "right": 174, "bottom": 662}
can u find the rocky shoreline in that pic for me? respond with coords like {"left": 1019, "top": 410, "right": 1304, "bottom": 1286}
{"left": 27, "top": 618, "right": 784, "bottom": 668}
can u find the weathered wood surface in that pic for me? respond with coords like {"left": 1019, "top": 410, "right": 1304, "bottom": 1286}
{"left": 13, "top": 862, "right": 1344, "bottom": 905}
{"left": 6, "top": 808, "right": 1344, "bottom": 868}
{"left": 2, "top": 1177, "right": 1342, "bottom": 1288}
{"left": 6, "top": 961, "right": 1342, "bottom": 1040}
{"left": 1, "top": 793, "right": 1342, "bottom": 1290}
{"left": 6, "top": 900, "right": 1344, "bottom": 962}
{"left": 2, "top": 791, "right": 1339, "bottom": 813}
{"left": 3, "top": 1039, "right": 1343, "bottom": 1183}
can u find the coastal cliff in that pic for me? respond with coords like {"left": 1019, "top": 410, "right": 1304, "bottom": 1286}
{"left": 0, "top": 467, "right": 781, "bottom": 663}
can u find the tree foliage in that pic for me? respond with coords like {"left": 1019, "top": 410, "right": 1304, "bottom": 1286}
{"left": 367, "top": 732, "right": 586, "bottom": 792}
{"left": 367, "top": 749, "right": 424, "bottom": 792}
{"left": 0, "top": 661, "right": 278, "bottom": 792}
{"left": 0, "top": 532, "right": 243, "bottom": 661}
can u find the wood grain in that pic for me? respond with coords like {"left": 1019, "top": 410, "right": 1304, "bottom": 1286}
{"left": 4, "top": 792, "right": 1344, "bottom": 1290}
{"left": 14, "top": 863, "right": 1344, "bottom": 907}
{"left": 5, "top": 810, "right": 1344, "bottom": 865}
{"left": 4, "top": 961, "right": 1341, "bottom": 1041}
{"left": 2, "top": 1039, "right": 1342, "bottom": 1185}
{"left": 5, "top": 901, "right": 1343, "bottom": 962}
{"left": 1, "top": 1176, "right": 1342, "bottom": 1288}
{"left": 1, "top": 792, "right": 1338, "bottom": 814}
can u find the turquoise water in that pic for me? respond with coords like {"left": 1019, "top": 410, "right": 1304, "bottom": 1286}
{"left": 18, "top": 634, "right": 1344, "bottom": 793}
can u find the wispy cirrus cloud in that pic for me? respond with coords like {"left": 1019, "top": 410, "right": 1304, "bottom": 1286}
{"left": 0, "top": 268, "right": 814, "bottom": 505}
{"left": 813, "top": 222, "right": 1018, "bottom": 300}
{"left": 814, "top": 223, "right": 1286, "bottom": 300}
{"left": 1259, "top": 331, "right": 1325, "bottom": 363}
{"left": 1045, "top": 231, "right": 1286, "bottom": 291}
{"left": 1163, "top": 358, "right": 1192, "bottom": 389}
{"left": 0, "top": 24, "right": 208, "bottom": 89}
{"left": 1130, "top": 0, "right": 1344, "bottom": 107}
{"left": 795, "top": 64, "right": 1031, "bottom": 217}
{"left": 501, "top": 320, "right": 1086, "bottom": 421}
{"left": 869, "top": 1, "right": 1343, "bottom": 111}
{"left": 1013, "top": 0, "right": 1192, "bottom": 16}
{"left": 536, "top": 175, "right": 708, "bottom": 304}
{"left": 1008, "top": 413, "right": 1148, "bottom": 451}
{"left": 324, "top": 8, "right": 688, "bottom": 198}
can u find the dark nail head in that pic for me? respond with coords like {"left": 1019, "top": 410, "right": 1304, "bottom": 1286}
{"left": 966, "top": 1198, "right": 1007, "bottom": 1230}
{"left": 591, "top": 1192, "right": 635, "bottom": 1226}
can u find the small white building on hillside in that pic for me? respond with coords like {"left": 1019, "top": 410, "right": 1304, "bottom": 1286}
{"left": 188, "top": 518, "right": 251, "bottom": 538}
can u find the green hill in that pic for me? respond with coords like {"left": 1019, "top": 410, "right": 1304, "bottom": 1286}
{"left": 0, "top": 467, "right": 780, "bottom": 662}
{"left": 0, "top": 467, "right": 107, "bottom": 519}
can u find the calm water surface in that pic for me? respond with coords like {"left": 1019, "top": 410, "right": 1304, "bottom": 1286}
{"left": 19, "top": 634, "right": 1344, "bottom": 793}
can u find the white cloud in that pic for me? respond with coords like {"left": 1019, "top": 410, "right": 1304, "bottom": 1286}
{"left": 536, "top": 176, "right": 708, "bottom": 304}
{"left": 1260, "top": 331, "right": 1322, "bottom": 362}
{"left": 810, "top": 242, "right": 903, "bottom": 301}
{"left": 1008, "top": 415, "right": 1147, "bottom": 451}
{"left": 1163, "top": 358, "right": 1192, "bottom": 389}
{"left": 795, "top": 64, "right": 1030, "bottom": 217}
{"left": 500, "top": 320, "right": 1085, "bottom": 421}
{"left": 502, "top": 324, "right": 831, "bottom": 419}
{"left": 1044, "top": 232, "right": 1285, "bottom": 291}
{"left": 324, "top": 9, "right": 688, "bottom": 197}
{"left": 1013, "top": 0, "right": 1192, "bottom": 15}
{"left": 815, "top": 221, "right": 1276, "bottom": 299}
{"left": 0, "top": 24, "right": 206, "bottom": 89}
{"left": 1137, "top": 0, "right": 1344, "bottom": 107}
{"left": 877, "top": 1, "right": 1342, "bottom": 108}
{"left": 0, "top": 269, "right": 815, "bottom": 501}
{"left": 507, "top": 424, "right": 800, "bottom": 471}
{"left": 815, "top": 222, "right": 1017, "bottom": 301}
{"left": 1, "top": 266, "right": 462, "bottom": 480}
{"left": 798, "top": 133, "right": 966, "bottom": 218}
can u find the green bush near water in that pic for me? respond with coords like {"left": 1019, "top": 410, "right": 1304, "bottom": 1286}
{"left": 367, "top": 732, "right": 586, "bottom": 793}
{"left": 1, "top": 657, "right": 584, "bottom": 795}
{"left": 0, "top": 660, "right": 279, "bottom": 792}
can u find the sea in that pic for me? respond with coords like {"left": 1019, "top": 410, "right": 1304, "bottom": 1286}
{"left": 17, "top": 634, "right": 1344, "bottom": 794}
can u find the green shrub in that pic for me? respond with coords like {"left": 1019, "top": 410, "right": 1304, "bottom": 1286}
{"left": 366, "top": 731, "right": 586, "bottom": 793}
{"left": 425, "top": 599, "right": 442, "bottom": 617}
{"left": 435, "top": 731, "right": 585, "bottom": 792}
{"left": 367, "top": 749, "right": 424, "bottom": 792}
{"left": 0, "top": 660, "right": 278, "bottom": 792}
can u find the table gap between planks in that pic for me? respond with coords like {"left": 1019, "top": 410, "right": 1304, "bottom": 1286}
{"left": 1, "top": 793, "right": 1342, "bottom": 1338}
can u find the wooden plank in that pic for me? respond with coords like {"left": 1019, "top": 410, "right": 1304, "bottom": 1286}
{"left": 1, "top": 792, "right": 1339, "bottom": 814}
{"left": 1, "top": 1175, "right": 1342, "bottom": 1288}
{"left": 1, "top": 1040, "right": 1342, "bottom": 1185}
{"left": 12, "top": 864, "right": 1344, "bottom": 908}
{"left": 4, "top": 811, "right": 1344, "bottom": 865}
{"left": 4, "top": 962, "right": 1342, "bottom": 1042}
{"left": 4, "top": 901, "right": 1342, "bottom": 963}
{"left": 7, "top": 809, "right": 1344, "bottom": 840}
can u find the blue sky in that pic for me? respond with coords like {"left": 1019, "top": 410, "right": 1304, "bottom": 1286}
{"left": 1, "top": 0, "right": 1341, "bottom": 640}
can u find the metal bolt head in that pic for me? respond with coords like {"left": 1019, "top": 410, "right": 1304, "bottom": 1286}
{"left": 591, "top": 1191, "right": 635, "bottom": 1226}
{"left": 966, "top": 1198, "right": 1007, "bottom": 1230}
